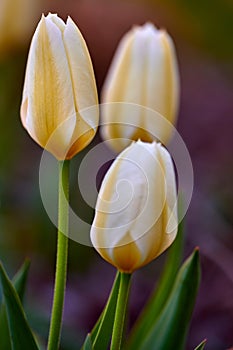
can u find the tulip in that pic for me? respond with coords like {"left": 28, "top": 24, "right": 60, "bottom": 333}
{"left": 101, "top": 23, "right": 179, "bottom": 153}
{"left": 0, "top": 0, "right": 41, "bottom": 54}
{"left": 91, "top": 140, "right": 177, "bottom": 273}
{"left": 20, "top": 13, "right": 99, "bottom": 160}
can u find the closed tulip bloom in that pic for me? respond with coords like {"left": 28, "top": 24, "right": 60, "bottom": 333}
{"left": 20, "top": 13, "right": 99, "bottom": 160}
{"left": 101, "top": 23, "right": 179, "bottom": 153}
{"left": 91, "top": 140, "right": 177, "bottom": 273}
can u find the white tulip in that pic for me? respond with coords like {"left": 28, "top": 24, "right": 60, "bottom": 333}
{"left": 101, "top": 23, "right": 179, "bottom": 153}
{"left": 91, "top": 140, "right": 177, "bottom": 273}
{"left": 21, "top": 13, "right": 99, "bottom": 160}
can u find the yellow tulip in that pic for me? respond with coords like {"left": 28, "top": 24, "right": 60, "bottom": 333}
{"left": 101, "top": 23, "right": 179, "bottom": 153}
{"left": 91, "top": 140, "right": 177, "bottom": 273}
{"left": 0, "top": 0, "right": 41, "bottom": 54}
{"left": 20, "top": 13, "right": 99, "bottom": 160}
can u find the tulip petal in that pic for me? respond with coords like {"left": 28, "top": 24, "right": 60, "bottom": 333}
{"left": 112, "top": 232, "right": 142, "bottom": 273}
{"left": 101, "top": 31, "right": 143, "bottom": 141}
{"left": 148, "top": 143, "right": 178, "bottom": 259}
{"left": 158, "top": 144, "right": 177, "bottom": 234}
{"left": 63, "top": 17, "right": 99, "bottom": 129}
{"left": 22, "top": 15, "right": 76, "bottom": 157}
{"left": 160, "top": 32, "right": 180, "bottom": 124}
{"left": 47, "top": 13, "right": 66, "bottom": 32}
{"left": 20, "top": 14, "right": 99, "bottom": 160}
{"left": 101, "top": 22, "right": 180, "bottom": 152}
{"left": 91, "top": 140, "right": 177, "bottom": 272}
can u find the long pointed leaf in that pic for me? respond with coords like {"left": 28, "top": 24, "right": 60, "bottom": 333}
{"left": 82, "top": 334, "right": 93, "bottom": 350}
{"left": 194, "top": 339, "right": 207, "bottom": 350}
{"left": 0, "top": 260, "right": 31, "bottom": 350}
{"left": 127, "top": 220, "right": 184, "bottom": 349}
{"left": 0, "top": 262, "right": 39, "bottom": 350}
{"left": 0, "top": 304, "right": 10, "bottom": 349}
{"left": 82, "top": 271, "right": 121, "bottom": 350}
{"left": 12, "top": 259, "right": 30, "bottom": 301}
{"left": 140, "top": 249, "right": 201, "bottom": 350}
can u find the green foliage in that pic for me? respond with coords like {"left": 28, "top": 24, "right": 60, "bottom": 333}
{"left": 0, "top": 262, "right": 39, "bottom": 350}
{"left": 82, "top": 220, "right": 201, "bottom": 350}
{"left": 175, "top": 0, "right": 233, "bottom": 60}
{"left": 82, "top": 334, "right": 93, "bottom": 350}
{"left": 0, "top": 302, "right": 10, "bottom": 349}
{"left": 194, "top": 339, "right": 207, "bottom": 350}
{"left": 82, "top": 271, "right": 121, "bottom": 350}
{"left": 0, "top": 260, "right": 30, "bottom": 350}
{"left": 12, "top": 259, "right": 30, "bottom": 301}
{"left": 138, "top": 249, "right": 201, "bottom": 350}
{"left": 127, "top": 220, "right": 184, "bottom": 349}
{"left": 149, "top": 0, "right": 233, "bottom": 62}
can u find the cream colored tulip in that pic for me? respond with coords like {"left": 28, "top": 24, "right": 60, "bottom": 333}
{"left": 20, "top": 13, "right": 99, "bottom": 160}
{"left": 101, "top": 23, "right": 179, "bottom": 153}
{"left": 0, "top": 0, "right": 41, "bottom": 54}
{"left": 90, "top": 140, "right": 177, "bottom": 273}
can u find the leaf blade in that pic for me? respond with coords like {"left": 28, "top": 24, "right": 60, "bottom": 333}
{"left": 82, "top": 271, "right": 121, "bottom": 350}
{"left": 0, "top": 260, "right": 31, "bottom": 350}
{"left": 194, "top": 339, "right": 207, "bottom": 350}
{"left": 127, "top": 220, "right": 184, "bottom": 349}
{"left": 140, "top": 248, "right": 201, "bottom": 350}
{"left": 83, "top": 334, "right": 93, "bottom": 350}
{"left": 0, "top": 262, "right": 39, "bottom": 350}
{"left": 12, "top": 259, "right": 30, "bottom": 302}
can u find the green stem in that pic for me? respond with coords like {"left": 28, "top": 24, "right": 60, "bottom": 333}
{"left": 47, "top": 160, "right": 70, "bottom": 350}
{"left": 111, "top": 272, "right": 131, "bottom": 350}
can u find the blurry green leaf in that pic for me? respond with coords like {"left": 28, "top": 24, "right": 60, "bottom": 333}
{"left": 194, "top": 339, "right": 207, "bottom": 350}
{"left": 0, "top": 262, "right": 39, "bottom": 350}
{"left": 139, "top": 249, "right": 201, "bottom": 350}
{"left": 82, "top": 334, "right": 93, "bottom": 350}
{"left": 12, "top": 259, "right": 30, "bottom": 301}
{"left": 0, "top": 260, "right": 30, "bottom": 350}
{"left": 82, "top": 271, "right": 121, "bottom": 350}
{"left": 149, "top": 0, "right": 233, "bottom": 62}
{"left": 0, "top": 305, "right": 10, "bottom": 350}
{"left": 127, "top": 220, "right": 184, "bottom": 349}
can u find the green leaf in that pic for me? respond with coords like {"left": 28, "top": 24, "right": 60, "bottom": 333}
{"left": 0, "top": 260, "right": 30, "bottom": 350}
{"left": 82, "top": 271, "right": 121, "bottom": 350}
{"left": 0, "top": 262, "right": 39, "bottom": 350}
{"left": 0, "top": 304, "right": 10, "bottom": 350}
{"left": 12, "top": 259, "right": 30, "bottom": 302}
{"left": 82, "top": 334, "right": 93, "bottom": 350}
{"left": 194, "top": 339, "right": 207, "bottom": 350}
{"left": 139, "top": 248, "right": 201, "bottom": 350}
{"left": 127, "top": 220, "right": 184, "bottom": 349}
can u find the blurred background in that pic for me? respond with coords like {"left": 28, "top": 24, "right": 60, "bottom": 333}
{"left": 0, "top": 0, "right": 233, "bottom": 349}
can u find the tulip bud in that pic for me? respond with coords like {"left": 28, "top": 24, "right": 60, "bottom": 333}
{"left": 101, "top": 23, "right": 179, "bottom": 153}
{"left": 90, "top": 140, "right": 177, "bottom": 273}
{"left": 0, "top": 0, "right": 41, "bottom": 54}
{"left": 20, "top": 13, "right": 99, "bottom": 160}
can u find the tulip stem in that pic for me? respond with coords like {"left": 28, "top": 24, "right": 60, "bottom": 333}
{"left": 47, "top": 160, "right": 70, "bottom": 350}
{"left": 111, "top": 272, "right": 131, "bottom": 350}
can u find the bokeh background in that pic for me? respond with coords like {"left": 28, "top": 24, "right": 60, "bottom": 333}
{"left": 0, "top": 0, "right": 233, "bottom": 349}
